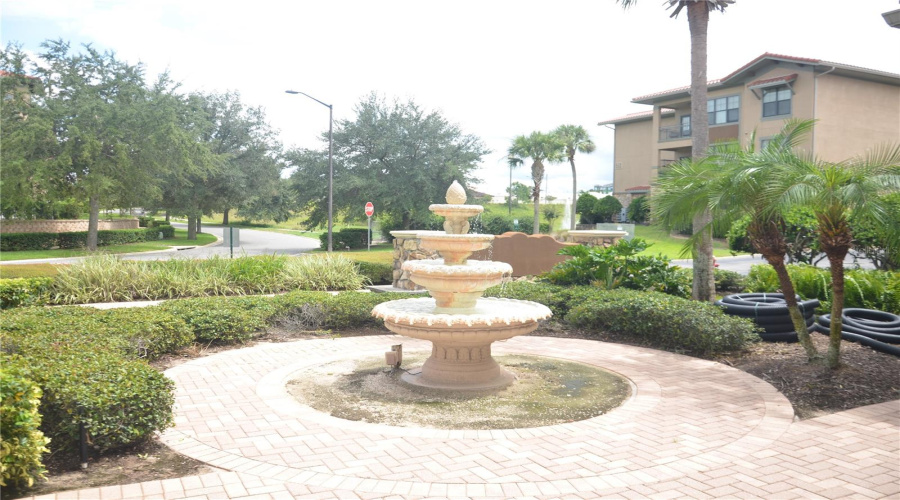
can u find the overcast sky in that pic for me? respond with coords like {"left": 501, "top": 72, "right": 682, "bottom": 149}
{"left": 2, "top": 0, "right": 898, "bottom": 202}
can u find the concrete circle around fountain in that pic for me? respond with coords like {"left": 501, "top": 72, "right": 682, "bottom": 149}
{"left": 161, "top": 335, "right": 794, "bottom": 496}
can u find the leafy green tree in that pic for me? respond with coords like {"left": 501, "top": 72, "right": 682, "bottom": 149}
{"left": 288, "top": 93, "right": 488, "bottom": 231}
{"left": 595, "top": 196, "right": 623, "bottom": 223}
{"left": 0, "top": 43, "right": 60, "bottom": 220}
{"left": 773, "top": 143, "right": 900, "bottom": 368}
{"left": 616, "top": 0, "right": 734, "bottom": 302}
{"left": 554, "top": 125, "right": 596, "bottom": 230}
{"left": 506, "top": 181, "right": 531, "bottom": 205}
{"left": 192, "top": 91, "right": 285, "bottom": 225}
{"left": 576, "top": 192, "right": 598, "bottom": 224}
{"left": 35, "top": 40, "right": 170, "bottom": 250}
{"left": 850, "top": 192, "right": 900, "bottom": 271}
{"left": 508, "top": 132, "right": 564, "bottom": 234}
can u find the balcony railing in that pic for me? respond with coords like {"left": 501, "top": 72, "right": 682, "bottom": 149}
{"left": 659, "top": 125, "right": 690, "bottom": 142}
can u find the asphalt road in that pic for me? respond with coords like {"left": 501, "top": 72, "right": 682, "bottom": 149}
{"left": 672, "top": 253, "right": 876, "bottom": 275}
{"left": 1, "top": 223, "right": 321, "bottom": 265}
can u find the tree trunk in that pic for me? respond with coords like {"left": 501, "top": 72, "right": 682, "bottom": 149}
{"left": 87, "top": 196, "right": 100, "bottom": 252}
{"left": 750, "top": 221, "right": 819, "bottom": 359}
{"left": 165, "top": 211, "right": 170, "bottom": 222}
{"left": 532, "top": 161, "right": 544, "bottom": 234}
{"left": 196, "top": 217, "right": 202, "bottom": 235}
{"left": 687, "top": 1, "right": 714, "bottom": 302}
{"left": 187, "top": 214, "right": 197, "bottom": 240}
{"left": 691, "top": 211, "right": 715, "bottom": 302}
{"left": 826, "top": 256, "right": 846, "bottom": 369}
{"left": 222, "top": 209, "right": 230, "bottom": 226}
{"left": 570, "top": 157, "right": 577, "bottom": 231}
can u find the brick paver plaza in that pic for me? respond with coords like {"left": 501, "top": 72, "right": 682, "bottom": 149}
{"left": 32, "top": 336, "right": 899, "bottom": 499}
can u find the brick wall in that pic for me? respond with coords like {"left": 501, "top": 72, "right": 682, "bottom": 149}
{"left": 0, "top": 219, "right": 140, "bottom": 234}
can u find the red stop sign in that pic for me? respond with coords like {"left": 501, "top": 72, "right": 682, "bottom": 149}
{"left": 365, "top": 202, "right": 374, "bottom": 217}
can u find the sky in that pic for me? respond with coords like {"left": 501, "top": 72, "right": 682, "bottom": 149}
{"left": 2, "top": 0, "right": 899, "bottom": 203}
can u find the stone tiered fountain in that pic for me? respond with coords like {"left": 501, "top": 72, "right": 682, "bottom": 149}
{"left": 372, "top": 181, "right": 552, "bottom": 391}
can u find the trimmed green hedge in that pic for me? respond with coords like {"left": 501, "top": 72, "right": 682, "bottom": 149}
{"left": 486, "top": 281, "right": 760, "bottom": 354}
{"left": 322, "top": 228, "right": 370, "bottom": 250}
{"left": 1, "top": 226, "right": 175, "bottom": 252}
{"left": 1, "top": 360, "right": 50, "bottom": 488}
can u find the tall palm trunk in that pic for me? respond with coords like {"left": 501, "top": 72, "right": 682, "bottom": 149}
{"left": 687, "top": 2, "right": 715, "bottom": 302}
{"left": 532, "top": 160, "right": 544, "bottom": 234}
{"left": 748, "top": 220, "right": 819, "bottom": 359}
{"left": 820, "top": 218, "right": 853, "bottom": 369}
{"left": 87, "top": 196, "right": 100, "bottom": 252}
{"left": 569, "top": 157, "right": 577, "bottom": 231}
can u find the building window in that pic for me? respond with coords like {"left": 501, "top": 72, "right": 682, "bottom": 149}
{"left": 680, "top": 115, "right": 691, "bottom": 137}
{"left": 760, "top": 138, "right": 771, "bottom": 150}
{"left": 708, "top": 95, "right": 740, "bottom": 125}
{"left": 762, "top": 85, "right": 792, "bottom": 117}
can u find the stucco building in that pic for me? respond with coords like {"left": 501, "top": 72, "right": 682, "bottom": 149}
{"left": 598, "top": 53, "right": 900, "bottom": 207}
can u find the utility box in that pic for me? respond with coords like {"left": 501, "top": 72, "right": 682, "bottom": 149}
{"left": 222, "top": 227, "right": 240, "bottom": 247}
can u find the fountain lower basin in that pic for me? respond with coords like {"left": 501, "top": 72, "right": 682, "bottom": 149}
{"left": 373, "top": 297, "right": 552, "bottom": 390}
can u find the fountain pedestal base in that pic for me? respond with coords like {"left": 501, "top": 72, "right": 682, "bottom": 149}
{"left": 401, "top": 342, "right": 515, "bottom": 391}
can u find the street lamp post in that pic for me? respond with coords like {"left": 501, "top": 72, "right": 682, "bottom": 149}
{"left": 285, "top": 90, "right": 333, "bottom": 252}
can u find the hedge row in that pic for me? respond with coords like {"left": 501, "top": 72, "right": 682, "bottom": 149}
{"left": 1, "top": 362, "right": 50, "bottom": 488}
{"left": 321, "top": 228, "right": 371, "bottom": 250}
{"left": 0, "top": 278, "right": 53, "bottom": 309}
{"left": 1, "top": 226, "right": 175, "bottom": 252}
{"left": 485, "top": 281, "right": 761, "bottom": 354}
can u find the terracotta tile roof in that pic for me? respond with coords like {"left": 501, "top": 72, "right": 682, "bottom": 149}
{"left": 747, "top": 73, "right": 798, "bottom": 88}
{"left": 625, "top": 185, "right": 651, "bottom": 192}
{"left": 629, "top": 53, "right": 897, "bottom": 104}
{"left": 0, "top": 70, "right": 39, "bottom": 79}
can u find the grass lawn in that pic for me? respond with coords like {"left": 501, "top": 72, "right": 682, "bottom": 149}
{"left": 319, "top": 244, "right": 394, "bottom": 265}
{"left": 634, "top": 225, "right": 735, "bottom": 259}
{"left": 0, "top": 229, "right": 218, "bottom": 262}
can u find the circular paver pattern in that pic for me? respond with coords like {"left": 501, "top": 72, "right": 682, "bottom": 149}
{"left": 161, "top": 335, "right": 794, "bottom": 497}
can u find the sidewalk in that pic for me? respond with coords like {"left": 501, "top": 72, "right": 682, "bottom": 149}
{"left": 28, "top": 335, "right": 899, "bottom": 499}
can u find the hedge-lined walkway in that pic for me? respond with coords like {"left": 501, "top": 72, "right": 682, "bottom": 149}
{"left": 30, "top": 336, "right": 899, "bottom": 499}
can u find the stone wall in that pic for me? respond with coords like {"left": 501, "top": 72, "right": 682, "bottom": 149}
{"left": 0, "top": 219, "right": 140, "bottom": 234}
{"left": 562, "top": 230, "right": 627, "bottom": 248}
{"left": 391, "top": 231, "right": 440, "bottom": 290}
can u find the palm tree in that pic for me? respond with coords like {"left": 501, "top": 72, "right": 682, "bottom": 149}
{"left": 508, "top": 132, "right": 565, "bottom": 234}
{"left": 773, "top": 145, "right": 900, "bottom": 368}
{"left": 554, "top": 125, "right": 596, "bottom": 230}
{"left": 708, "top": 120, "right": 820, "bottom": 359}
{"left": 616, "top": 0, "right": 734, "bottom": 302}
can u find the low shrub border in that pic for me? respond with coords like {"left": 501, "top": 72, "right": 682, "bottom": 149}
{"left": 0, "top": 360, "right": 50, "bottom": 488}
{"left": 1, "top": 226, "right": 176, "bottom": 252}
{"left": 1, "top": 281, "right": 763, "bottom": 491}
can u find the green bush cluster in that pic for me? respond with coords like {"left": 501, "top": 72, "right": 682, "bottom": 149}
{"left": 0, "top": 278, "right": 53, "bottom": 309}
{"left": 158, "top": 296, "right": 277, "bottom": 344}
{"left": 475, "top": 213, "right": 549, "bottom": 235}
{"left": 714, "top": 268, "right": 746, "bottom": 293}
{"left": 1, "top": 226, "right": 175, "bottom": 252}
{"left": 321, "top": 228, "right": 370, "bottom": 250}
{"left": 1, "top": 360, "right": 50, "bottom": 489}
{"left": 746, "top": 264, "right": 899, "bottom": 314}
{"left": 486, "top": 281, "right": 760, "bottom": 354}
{"left": 355, "top": 261, "right": 393, "bottom": 285}
{"left": 542, "top": 238, "right": 692, "bottom": 298}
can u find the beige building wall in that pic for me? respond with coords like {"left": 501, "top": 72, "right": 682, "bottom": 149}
{"left": 814, "top": 75, "right": 900, "bottom": 161}
{"left": 613, "top": 120, "right": 654, "bottom": 193}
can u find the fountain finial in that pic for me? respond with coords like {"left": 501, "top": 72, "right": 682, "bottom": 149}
{"left": 446, "top": 180, "right": 467, "bottom": 205}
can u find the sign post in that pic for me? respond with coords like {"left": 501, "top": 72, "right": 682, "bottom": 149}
{"left": 365, "top": 202, "right": 374, "bottom": 251}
